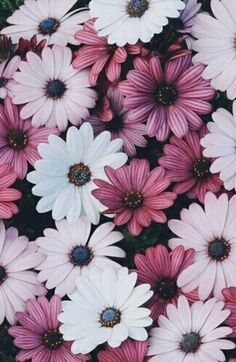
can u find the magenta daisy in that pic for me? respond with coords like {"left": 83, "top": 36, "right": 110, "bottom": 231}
{"left": 134, "top": 244, "right": 199, "bottom": 322}
{"left": 92, "top": 159, "right": 176, "bottom": 236}
{"left": 118, "top": 54, "right": 215, "bottom": 141}
{"left": 87, "top": 87, "right": 147, "bottom": 156}
{"left": 9, "top": 295, "right": 90, "bottom": 362}
{"left": 159, "top": 126, "right": 222, "bottom": 203}
{"left": 0, "top": 97, "right": 59, "bottom": 180}
{"left": 73, "top": 18, "right": 141, "bottom": 86}
{"left": 223, "top": 287, "right": 236, "bottom": 337}
{"left": 0, "top": 56, "right": 20, "bottom": 99}
{"left": 98, "top": 339, "right": 148, "bottom": 362}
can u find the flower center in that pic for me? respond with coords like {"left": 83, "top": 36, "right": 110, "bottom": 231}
{"left": 8, "top": 130, "right": 28, "bottom": 150}
{"left": 45, "top": 80, "right": 66, "bottom": 100}
{"left": 0, "top": 76, "right": 7, "bottom": 88}
{"left": 39, "top": 18, "right": 60, "bottom": 35}
{"left": 127, "top": 0, "right": 149, "bottom": 17}
{"left": 193, "top": 158, "right": 210, "bottom": 179}
{"left": 100, "top": 308, "right": 121, "bottom": 327}
{"left": 123, "top": 191, "right": 143, "bottom": 209}
{"left": 156, "top": 85, "right": 177, "bottom": 106}
{"left": 208, "top": 238, "right": 230, "bottom": 261}
{"left": 68, "top": 163, "right": 91, "bottom": 187}
{"left": 181, "top": 332, "right": 201, "bottom": 353}
{"left": 105, "top": 116, "right": 124, "bottom": 132}
{"left": 43, "top": 329, "right": 63, "bottom": 350}
{"left": 156, "top": 278, "right": 178, "bottom": 300}
{"left": 70, "top": 245, "right": 93, "bottom": 266}
{"left": 0, "top": 266, "right": 7, "bottom": 285}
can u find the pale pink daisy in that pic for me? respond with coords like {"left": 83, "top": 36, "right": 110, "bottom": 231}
{"left": 147, "top": 296, "right": 235, "bottom": 361}
{"left": 36, "top": 217, "right": 125, "bottom": 297}
{"left": 0, "top": 56, "right": 20, "bottom": 99}
{"left": 0, "top": 97, "right": 59, "bottom": 179}
{"left": 169, "top": 192, "right": 236, "bottom": 300}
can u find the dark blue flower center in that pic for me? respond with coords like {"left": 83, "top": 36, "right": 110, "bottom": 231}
{"left": 156, "top": 85, "right": 178, "bottom": 106}
{"left": 68, "top": 163, "right": 91, "bottom": 187}
{"left": 0, "top": 266, "right": 7, "bottom": 285}
{"left": 43, "top": 329, "right": 63, "bottom": 350}
{"left": 193, "top": 158, "right": 210, "bottom": 179}
{"left": 123, "top": 191, "right": 143, "bottom": 209}
{"left": 181, "top": 332, "right": 201, "bottom": 353}
{"left": 70, "top": 246, "right": 92, "bottom": 266}
{"left": 39, "top": 18, "right": 60, "bottom": 35}
{"left": 0, "top": 76, "right": 7, "bottom": 88}
{"left": 127, "top": 0, "right": 149, "bottom": 17}
{"left": 8, "top": 130, "right": 28, "bottom": 149}
{"left": 100, "top": 308, "right": 121, "bottom": 327}
{"left": 46, "top": 80, "right": 66, "bottom": 99}
{"left": 157, "top": 278, "right": 177, "bottom": 299}
{"left": 208, "top": 239, "right": 230, "bottom": 261}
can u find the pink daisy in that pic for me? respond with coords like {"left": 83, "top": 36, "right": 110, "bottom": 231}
{"left": 0, "top": 163, "right": 21, "bottom": 219}
{"left": 87, "top": 87, "right": 147, "bottom": 156}
{"left": 118, "top": 54, "right": 215, "bottom": 141}
{"left": 73, "top": 19, "right": 141, "bottom": 86}
{"left": 223, "top": 287, "right": 236, "bottom": 337}
{"left": 98, "top": 339, "right": 148, "bottom": 362}
{"left": 0, "top": 55, "right": 20, "bottom": 99}
{"left": 134, "top": 244, "right": 199, "bottom": 321}
{"left": 0, "top": 97, "right": 59, "bottom": 179}
{"left": 92, "top": 159, "right": 176, "bottom": 236}
{"left": 159, "top": 126, "right": 222, "bottom": 203}
{"left": 9, "top": 295, "right": 90, "bottom": 362}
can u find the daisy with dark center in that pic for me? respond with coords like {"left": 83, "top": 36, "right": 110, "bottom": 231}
{"left": 58, "top": 267, "right": 153, "bottom": 354}
{"left": 169, "top": 192, "right": 236, "bottom": 300}
{"left": 92, "top": 159, "right": 176, "bottom": 236}
{"left": 134, "top": 244, "right": 199, "bottom": 321}
{"left": 119, "top": 54, "right": 215, "bottom": 140}
{"left": 147, "top": 296, "right": 235, "bottom": 361}
{"left": 36, "top": 217, "right": 125, "bottom": 297}
{"left": 9, "top": 295, "right": 90, "bottom": 362}
{"left": 87, "top": 88, "right": 147, "bottom": 157}
{"left": 159, "top": 127, "right": 222, "bottom": 203}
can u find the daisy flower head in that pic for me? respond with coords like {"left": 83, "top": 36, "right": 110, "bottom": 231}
{"left": 89, "top": 0, "right": 185, "bottom": 47}
{"left": 119, "top": 54, "right": 215, "bottom": 141}
{"left": 176, "top": 0, "right": 201, "bottom": 48}
{"left": 9, "top": 295, "right": 90, "bottom": 362}
{"left": 135, "top": 244, "right": 199, "bottom": 321}
{"left": 0, "top": 97, "right": 59, "bottom": 180}
{"left": 87, "top": 87, "right": 147, "bottom": 157}
{"left": 36, "top": 217, "right": 125, "bottom": 297}
{"left": 201, "top": 104, "right": 236, "bottom": 192}
{"left": 11, "top": 45, "right": 97, "bottom": 131}
{"left": 191, "top": 0, "right": 236, "bottom": 100}
{"left": 92, "top": 159, "right": 176, "bottom": 236}
{"left": 1, "top": 0, "right": 89, "bottom": 46}
{"left": 27, "top": 123, "right": 128, "bottom": 225}
{"left": 159, "top": 126, "right": 222, "bottom": 203}
{"left": 58, "top": 266, "right": 153, "bottom": 354}
{"left": 223, "top": 287, "right": 236, "bottom": 337}
{"left": 0, "top": 220, "right": 46, "bottom": 325}
{"left": 169, "top": 192, "right": 236, "bottom": 300}
{"left": 0, "top": 56, "right": 20, "bottom": 99}
{"left": 147, "top": 296, "right": 235, "bottom": 361}
{"left": 98, "top": 339, "right": 148, "bottom": 362}
{"left": 0, "top": 163, "right": 22, "bottom": 219}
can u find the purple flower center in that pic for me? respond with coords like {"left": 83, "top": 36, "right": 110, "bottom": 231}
{"left": 100, "top": 308, "right": 121, "bottom": 327}
{"left": 156, "top": 278, "right": 177, "bottom": 299}
{"left": 70, "top": 245, "right": 93, "bottom": 266}
{"left": 193, "top": 158, "right": 210, "bottom": 179}
{"left": 208, "top": 239, "right": 230, "bottom": 261}
{"left": 123, "top": 191, "right": 143, "bottom": 209}
{"left": 0, "top": 76, "right": 7, "bottom": 88}
{"left": 0, "top": 266, "right": 7, "bottom": 285}
{"left": 181, "top": 332, "right": 201, "bottom": 353}
{"left": 105, "top": 115, "right": 124, "bottom": 132}
{"left": 127, "top": 0, "right": 149, "bottom": 17}
{"left": 43, "top": 329, "right": 63, "bottom": 350}
{"left": 45, "top": 80, "right": 66, "bottom": 99}
{"left": 68, "top": 163, "right": 91, "bottom": 187}
{"left": 156, "top": 85, "right": 178, "bottom": 106}
{"left": 39, "top": 18, "right": 60, "bottom": 35}
{"left": 8, "top": 130, "right": 28, "bottom": 150}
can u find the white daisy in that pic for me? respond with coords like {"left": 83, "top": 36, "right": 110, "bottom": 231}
{"left": 0, "top": 56, "right": 20, "bottom": 99}
{"left": 89, "top": 0, "right": 185, "bottom": 46}
{"left": 58, "top": 266, "right": 153, "bottom": 354}
{"left": 168, "top": 192, "right": 236, "bottom": 301}
{"left": 191, "top": 0, "right": 236, "bottom": 100}
{"left": 11, "top": 45, "right": 97, "bottom": 131}
{"left": 147, "top": 296, "right": 235, "bottom": 362}
{"left": 1, "top": 0, "right": 89, "bottom": 46}
{"left": 201, "top": 104, "right": 236, "bottom": 191}
{"left": 27, "top": 123, "right": 128, "bottom": 224}
{"left": 36, "top": 217, "right": 126, "bottom": 297}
